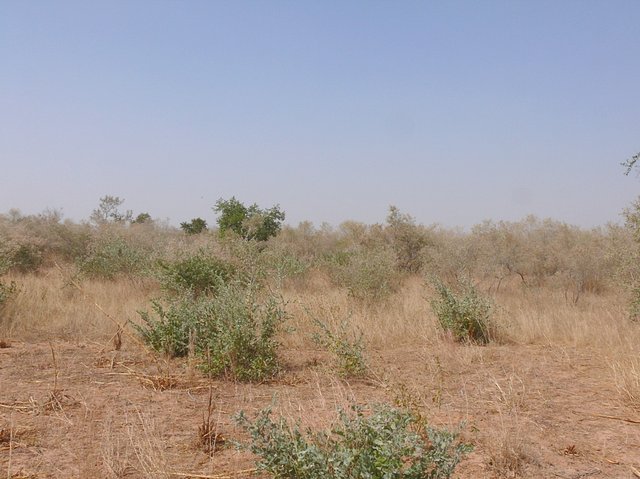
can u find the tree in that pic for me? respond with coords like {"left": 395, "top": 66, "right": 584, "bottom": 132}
{"left": 133, "top": 212, "right": 152, "bottom": 224}
{"left": 214, "top": 197, "right": 285, "bottom": 241}
{"left": 90, "top": 196, "right": 133, "bottom": 225}
{"left": 386, "top": 206, "right": 430, "bottom": 273}
{"left": 622, "top": 151, "right": 640, "bottom": 176}
{"left": 180, "top": 217, "right": 208, "bottom": 235}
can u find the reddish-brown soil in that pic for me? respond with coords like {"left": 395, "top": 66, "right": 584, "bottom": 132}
{"left": 1, "top": 340, "right": 639, "bottom": 478}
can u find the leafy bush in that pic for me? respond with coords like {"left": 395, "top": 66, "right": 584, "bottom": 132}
{"left": 180, "top": 217, "right": 208, "bottom": 235}
{"left": 0, "top": 280, "right": 17, "bottom": 315}
{"left": 430, "top": 277, "right": 493, "bottom": 344}
{"left": 386, "top": 206, "right": 431, "bottom": 273}
{"left": 0, "top": 240, "right": 43, "bottom": 274}
{"left": 11, "top": 244, "right": 43, "bottom": 273}
{"left": 214, "top": 197, "right": 285, "bottom": 242}
{"left": 136, "top": 281, "right": 287, "bottom": 382}
{"left": 0, "top": 259, "right": 16, "bottom": 321}
{"left": 236, "top": 403, "right": 471, "bottom": 479}
{"left": 261, "top": 244, "right": 311, "bottom": 289}
{"left": 78, "top": 234, "right": 151, "bottom": 280}
{"left": 326, "top": 247, "right": 399, "bottom": 302}
{"left": 312, "top": 319, "right": 367, "bottom": 378}
{"left": 157, "top": 251, "right": 235, "bottom": 298}
{"left": 136, "top": 296, "right": 205, "bottom": 357}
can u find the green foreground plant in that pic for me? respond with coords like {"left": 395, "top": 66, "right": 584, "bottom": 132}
{"left": 312, "top": 318, "right": 368, "bottom": 378}
{"left": 136, "top": 280, "right": 287, "bottom": 381}
{"left": 430, "top": 276, "right": 493, "bottom": 344}
{"left": 236, "top": 403, "right": 471, "bottom": 479}
{"left": 157, "top": 250, "right": 235, "bottom": 298}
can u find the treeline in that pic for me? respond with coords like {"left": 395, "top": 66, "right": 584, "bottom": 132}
{"left": 0, "top": 198, "right": 637, "bottom": 304}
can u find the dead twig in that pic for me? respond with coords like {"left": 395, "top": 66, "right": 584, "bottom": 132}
{"left": 591, "top": 413, "right": 640, "bottom": 425}
{"left": 169, "top": 469, "right": 257, "bottom": 478}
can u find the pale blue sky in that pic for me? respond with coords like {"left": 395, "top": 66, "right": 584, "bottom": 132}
{"left": 1, "top": 1, "right": 639, "bottom": 228}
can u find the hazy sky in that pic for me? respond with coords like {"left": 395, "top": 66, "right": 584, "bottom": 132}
{"left": 2, "top": 1, "right": 639, "bottom": 228}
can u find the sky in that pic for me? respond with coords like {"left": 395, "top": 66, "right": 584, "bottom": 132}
{"left": 1, "top": 1, "right": 639, "bottom": 229}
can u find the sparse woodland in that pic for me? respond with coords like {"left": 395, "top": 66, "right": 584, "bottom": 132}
{"left": 1, "top": 197, "right": 640, "bottom": 478}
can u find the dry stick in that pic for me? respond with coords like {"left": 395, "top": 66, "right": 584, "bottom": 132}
{"left": 49, "top": 341, "right": 59, "bottom": 391}
{"left": 631, "top": 465, "right": 640, "bottom": 478}
{"left": 6, "top": 417, "right": 13, "bottom": 479}
{"left": 169, "top": 469, "right": 257, "bottom": 479}
{"left": 591, "top": 413, "right": 640, "bottom": 425}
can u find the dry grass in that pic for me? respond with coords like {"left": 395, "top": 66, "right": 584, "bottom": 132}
{"left": 0, "top": 268, "right": 153, "bottom": 340}
{"left": 2, "top": 269, "right": 640, "bottom": 477}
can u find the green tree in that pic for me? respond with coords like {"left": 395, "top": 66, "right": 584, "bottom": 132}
{"left": 214, "top": 197, "right": 285, "bottom": 241}
{"left": 180, "top": 217, "right": 208, "bottom": 235}
{"left": 132, "top": 212, "right": 152, "bottom": 224}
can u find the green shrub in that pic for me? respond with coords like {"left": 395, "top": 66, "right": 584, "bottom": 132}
{"left": 0, "top": 280, "right": 17, "bottom": 315}
{"left": 0, "top": 259, "right": 17, "bottom": 321}
{"left": 136, "top": 281, "right": 287, "bottom": 382}
{"left": 11, "top": 244, "right": 43, "bottom": 273}
{"left": 236, "top": 403, "right": 471, "bottom": 479}
{"left": 261, "top": 244, "right": 310, "bottom": 289}
{"left": 312, "top": 319, "right": 367, "bottom": 378}
{"left": 430, "top": 277, "right": 493, "bottom": 344}
{"left": 78, "top": 234, "right": 151, "bottom": 280}
{"left": 180, "top": 217, "right": 208, "bottom": 235}
{"left": 136, "top": 296, "right": 204, "bottom": 357}
{"left": 157, "top": 251, "right": 235, "bottom": 298}
{"left": 326, "top": 247, "right": 399, "bottom": 302}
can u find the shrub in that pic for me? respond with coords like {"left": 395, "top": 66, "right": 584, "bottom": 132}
{"left": 386, "top": 206, "right": 431, "bottom": 273}
{"left": 0, "top": 260, "right": 16, "bottom": 322}
{"left": 236, "top": 403, "right": 471, "bottom": 479}
{"left": 261, "top": 243, "right": 311, "bottom": 289}
{"left": 136, "top": 296, "right": 203, "bottom": 357}
{"left": 157, "top": 251, "right": 235, "bottom": 298}
{"left": 136, "top": 281, "right": 287, "bottom": 382}
{"left": 180, "top": 217, "right": 208, "bottom": 235}
{"left": 326, "top": 247, "right": 399, "bottom": 302}
{"left": 430, "top": 277, "right": 493, "bottom": 344}
{"left": 0, "top": 280, "right": 17, "bottom": 316}
{"left": 312, "top": 319, "right": 367, "bottom": 378}
{"left": 11, "top": 243, "right": 43, "bottom": 273}
{"left": 78, "top": 234, "right": 151, "bottom": 280}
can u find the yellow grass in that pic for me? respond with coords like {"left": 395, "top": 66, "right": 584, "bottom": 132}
{"left": 2, "top": 268, "right": 639, "bottom": 409}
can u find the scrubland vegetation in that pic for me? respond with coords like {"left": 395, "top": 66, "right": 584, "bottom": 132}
{"left": 1, "top": 196, "right": 640, "bottom": 478}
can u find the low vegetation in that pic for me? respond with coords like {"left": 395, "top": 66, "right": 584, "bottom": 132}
{"left": 2, "top": 189, "right": 640, "bottom": 477}
{"left": 236, "top": 403, "right": 471, "bottom": 479}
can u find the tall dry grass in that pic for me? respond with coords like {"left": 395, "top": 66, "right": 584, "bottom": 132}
{"left": 0, "top": 268, "right": 154, "bottom": 341}
{"left": 2, "top": 267, "right": 639, "bottom": 408}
